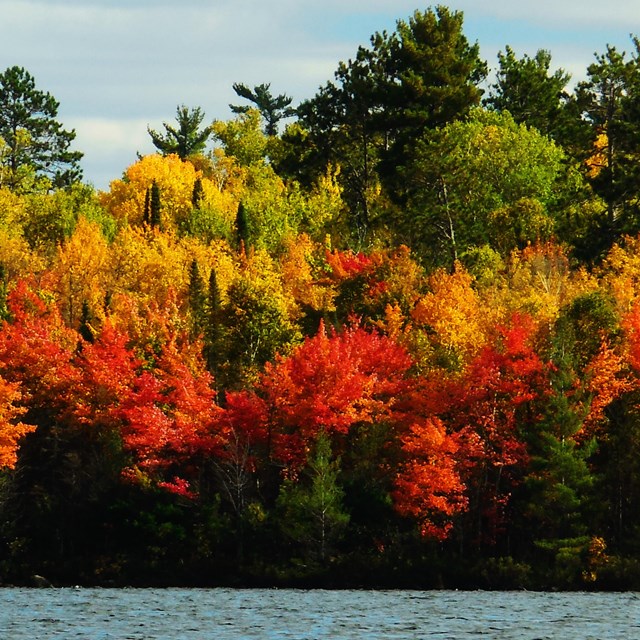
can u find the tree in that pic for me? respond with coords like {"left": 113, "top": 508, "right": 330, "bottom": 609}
{"left": 576, "top": 40, "right": 640, "bottom": 247}
{"left": 149, "top": 179, "right": 162, "bottom": 229}
{"left": 259, "top": 321, "right": 412, "bottom": 471}
{"left": 294, "top": 6, "right": 486, "bottom": 241}
{"left": 230, "top": 83, "right": 296, "bottom": 136}
{"left": 398, "top": 108, "right": 566, "bottom": 268}
{"left": 147, "top": 105, "right": 213, "bottom": 159}
{"left": 485, "top": 46, "right": 573, "bottom": 142}
{"left": 276, "top": 431, "right": 350, "bottom": 563}
{"left": 0, "top": 66, "right": 82, "bottom": 191}
{"left": 0, "top": 374, "right": 34, "bottom": 469}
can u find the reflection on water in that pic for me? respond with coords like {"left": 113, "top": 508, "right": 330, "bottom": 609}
{"left": 0, "top": 588, "right": 638, "bottom": 639}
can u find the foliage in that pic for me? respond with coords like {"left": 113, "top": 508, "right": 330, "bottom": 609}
{"left": 147, "top": 105, "right": 213, "bottom": 159}
{"left": 0, "top": 66, "right": 82, "bottom": 191}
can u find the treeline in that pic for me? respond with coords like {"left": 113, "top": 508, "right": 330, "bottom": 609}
{"left": 3, "top": 6, "right": 640, "bottom": 588}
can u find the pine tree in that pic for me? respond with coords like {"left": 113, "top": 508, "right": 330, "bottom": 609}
{"left": 0, "top": 66, "right": 83, "bottom": 191}
{"left": 235, "top": 201, "right": 249, "bottom": 251}
{"left": 150, "top": 180, "right": 161, "bottom": 229}
{"left": 147, "top": 105, "right": 213, "bottom": 159}
{"left": 192, "top": 176, "right": 204, "bottom": 209}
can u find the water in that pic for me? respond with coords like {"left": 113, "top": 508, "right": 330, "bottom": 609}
{"left": 0, "top": 588, "right": 638, "bottom": 639}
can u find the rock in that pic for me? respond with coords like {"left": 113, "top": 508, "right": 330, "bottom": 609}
{"left": 31, "top": 574, "right": 53, "bottom": 588}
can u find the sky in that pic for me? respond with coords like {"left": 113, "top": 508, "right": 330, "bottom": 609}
{"left": 2, "top": 0, "right": 640, "bottom": 191}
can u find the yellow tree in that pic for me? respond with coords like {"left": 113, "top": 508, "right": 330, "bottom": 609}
{"left": 411, "top": 262, "right": 492, "bottom": 371}
{"left": 101, "top": 153, "right": 228, "bottom": 232}
{"left": 46, "top": 217, "right": 110, "bottom": 328}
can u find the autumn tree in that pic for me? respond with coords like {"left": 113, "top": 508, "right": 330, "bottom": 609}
{"left": 0, "top": 375, "right": 33, "bottom": 469}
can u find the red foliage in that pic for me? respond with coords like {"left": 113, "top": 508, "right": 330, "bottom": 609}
{"left": 393, "top": 417, "right": 467, "bottom": 540}
{"left": 0, "top": 280, "right": 81, "bottom": 418}
{"left": 260, "top": 321, "right": 413, "bottom": 469}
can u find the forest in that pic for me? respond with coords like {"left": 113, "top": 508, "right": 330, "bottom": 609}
{"left": 3, "top": 6, "right": 640, "bottom": 589}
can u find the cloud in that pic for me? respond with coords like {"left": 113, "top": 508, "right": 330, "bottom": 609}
{"left": 3, "top": 0, "right": 640, "bottom": 187}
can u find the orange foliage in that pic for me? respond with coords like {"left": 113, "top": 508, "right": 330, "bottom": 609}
{"left": 393, "top": 417, "right": 467, "bottom": 540}
{"left": 582, "top": 338, "right": 632, "bottom": 440}
{"left": 0, "top": 375, "right": 33, "bottom": 468}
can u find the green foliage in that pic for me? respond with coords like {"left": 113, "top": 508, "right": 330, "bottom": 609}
{"left": 0, "top": 66, "right": 82, "bottom": 191}
{"left": 147, "top": 105, "right": 213, "bottom": 159}
{"left": 276, "top": 432, "right": 350, "bottom": 564}
{"left": 212, "top": 110, "right": 269, "bottom": 167}
{"left": 486, "top": 46, "right": 573, "bottom": 142}
{"left": 19, "top": 183, "right": 114, "bottom": 251}
{"left": 230, "top": 82, "right": 296, "bottom": 136}
{"left": 398, "top": 108, "right": 567, "bottom": 267}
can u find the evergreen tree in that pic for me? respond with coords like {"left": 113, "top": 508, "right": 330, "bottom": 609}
{"left": 78, "top": 300, "right": 94, "bottom": 344}
{"left": 230, "top": 82, "right": 296, "bottom": 136}
{"left": 149, "top": 180, "right": 162, "bottom": 229}
{"left": 191, "top": 176, "right": 204, "bottom": 209}
{"left": 0, "top": 66, "right": 83, "bottom": 191}
{"left": 294, "top": 6, "right": 486, "bottom": 240}
{"left": 576, "top": 40, "right": 640, "bottom": 247}
{"left": 204, "top": 267, "right": 224, "bottom": 384}
{"left": 147, "top": 105, "right": 213, "bottom": 159}
{"left": 276, "top": 432, "right": 350, "bottom": 563}
{"left": 235, "top": 201, "right": 249, "bottom": 250}
{"left": 485, "top": 46, "right": 574, "bottom": 142}
{"left": 142, "top": 185, "right": 151, "bottom": 225}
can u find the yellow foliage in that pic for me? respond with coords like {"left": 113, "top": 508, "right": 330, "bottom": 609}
{"left": 0, "top": 187, "right": 25, "bottom": 231}
{"left": 101, "top": 154, "right": 235, "bottom": 232}
{"left": 46, "top": 217, "right": 110, "bottom": 327}
{"left": 412, "top": 263, "right": 491, "bottom": 366}
{"left": 585, "top": 132, "right": 608, "bottom": 179}
{"left": 485, "top": 243, "right": 597, "bottom": 326}
{"left": 240, "top": 247, "right": 299, "bottom": 321}
{"left": 598, "top": 235, "right": 640, "bottom": 312}
{"left": 279, "top": 234, "right": 336, "bottom": 313}
{"left": 0, "top": 229, "right": 44, "bottom": 280}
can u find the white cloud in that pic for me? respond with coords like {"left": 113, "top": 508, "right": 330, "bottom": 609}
{"left": 3, "top": 0, "right": 640, "bottom": 187}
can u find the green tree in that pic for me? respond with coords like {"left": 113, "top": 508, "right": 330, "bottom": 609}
{"left": 230, "top": 82, "right": 296, "bottom": 136}
{"left": 276, "top": 431, "right": 350, "bottom": 564}
{"left": 149, "top": 179, "right": 162, "bottom": 229}
{"left": 576, "top": 40, "right": 640, "bottom": 248}
{"left": 485, "top": 46, "right": 574, "bottom": 142}
{"left": 0, "top": 66, "right": 83, "bottom": 191}
{"left": 294, "top": 6, "right": 486, "bottom": 241}
{"left": 398, "top": 108, "right": 566, "bottom": 268}
{"left": 147, "top": 105, "right": 213, "bottom": 159}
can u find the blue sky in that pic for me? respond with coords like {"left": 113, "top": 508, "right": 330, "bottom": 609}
{"left": 2, "top": 0, "right": 640, "bottom": 190}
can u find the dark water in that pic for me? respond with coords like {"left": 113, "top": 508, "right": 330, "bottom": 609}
{"left": 0, "top": 588, "right": 638, "bottom": 639}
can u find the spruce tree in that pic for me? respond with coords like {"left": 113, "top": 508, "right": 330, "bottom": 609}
{"left": 235, "top": 201, "right": 249, "bottom": 250}
{"left": 150, "top": 180, "right": 162, "bottom": 229}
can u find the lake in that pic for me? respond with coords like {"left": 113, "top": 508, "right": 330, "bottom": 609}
{"left": 0, "top": 588, "right": 638, "bottom": 639}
